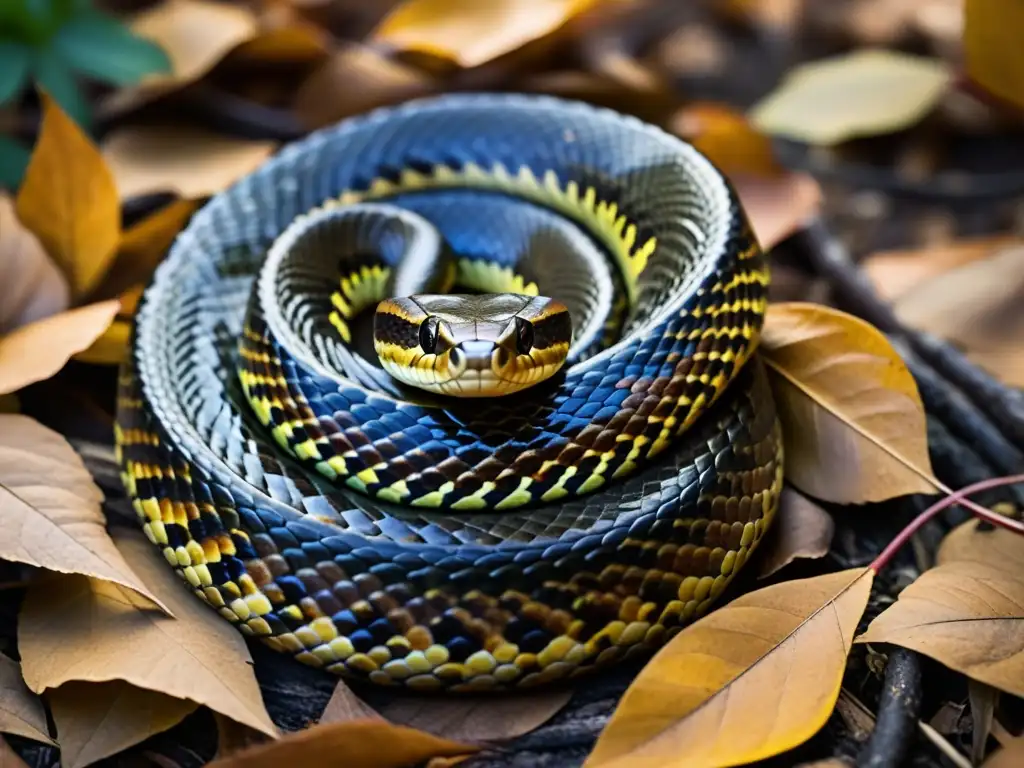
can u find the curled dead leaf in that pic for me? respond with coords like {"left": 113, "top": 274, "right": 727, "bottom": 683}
{"left": 756, "top": 487, "right": 835, "bottom": 578}
{"left": 856, "top": 558, "right": 1024, "bottom": 698}
{"left": 0, "top": 300, "right": 120, "bottom": 394}
{"left": 760, "top": 302, "right": 937, "bottom": 504}
{"left": 0, "top": 194, "right": 69, "bottom": 335}
{"left": 15, "top": 93, "right": 120, "bottom": 299}
{"left": 18, "top": 528, "right": 276, "bottom": 739}
{"left": 0, "top": 654, "right": 53, "bottom": 744}
{"left": 0, "top": 414, "right": 167, "bottom": 611}
{"left": 205, "top": 720, "right": 478, "bottom": 768}
{"left": 584, "top": 567, "right": 875, "bottom": 768}
{"left": 733, "top": 172, "right": 821, "bottom": 250}
{"left": 102, "top": 127, "right": 276, "bottom": 200}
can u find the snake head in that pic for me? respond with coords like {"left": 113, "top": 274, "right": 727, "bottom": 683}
{"left": 373, "top": 294, "right": 572, "bottom": 397}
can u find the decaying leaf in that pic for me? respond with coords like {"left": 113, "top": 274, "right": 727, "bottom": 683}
{"left": 0, "top": 654, "right": 53, "bottom": 744}
{"left": 584, "top": 567, "right": 875, "bottom": 768}
{"left": 856, "top": 559, "right": 1024, "bottom": 698}
{"left": 377, "top": 689, "right": 573, "bottom": 743}
{"left": 0, "top": 301, "right": 120, "bottom": 394}
{"left": 0, "top": 414, "right": 167, "bottom": 611}
{"left": 756, "top": 487, "right": 835, "bottom": 578}
{"left": 372, "top": 0, "right": 596, "bottom": 68}
{"left": 749, "top": 49, "right": 950, "bottom": 145}
{"left": 671, "top": 103, "right": 783, "bottom": 177}
{"left": 760, "top": 302, "right": 937, "bottom": 504}
{"left": 102, "top": 127, "right": 276, "bottom": 200}
{"left": 15, "top": 93, "right": 120, "bottom": 299}
{"left": 733, "top": 173, "right": 822, "bottom": 250}
{"left": 0, "top": 194, "right": 69, "bottom": 335}
{"left": 205, "top": 720, "right": 478, "bottom": 768}
{"left": 18, "top": 528, "right": 276, "bottom": 740}
{"left": 963, "top": 0, "right": 1024, "bottom": 110}
{"left": 48, "top": 681, "right": 198, "bottom": 768}
{"left": 937, "top": 518, "right": 1024, "bottom": 569}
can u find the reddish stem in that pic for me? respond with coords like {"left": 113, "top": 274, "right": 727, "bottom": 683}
{"left": 869, "top": 473, "right": 1024, "bottom": 573}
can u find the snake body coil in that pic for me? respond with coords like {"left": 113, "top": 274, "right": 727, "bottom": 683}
{"left": 115, "top": 94, "right": 784, "bottom": 692}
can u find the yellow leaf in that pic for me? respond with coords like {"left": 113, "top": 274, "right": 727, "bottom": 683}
{"left": 0, "top": 414, "right": 168, "bottom": 612}
{"left": 48, "top": 681, "right": 198, "bottom": 768}
{"left": 18, "top": 528, "right": 277, "bottom": 738}
{"left": 584, "top": 567, "right": 875, "bottom": 768}
{"left": 732, "top": 172, "right": 822, "bottom": 250}
{"left": 205, "top": 720, "right": 478, "bottom": 768}
{"left": 372, "top": 0, "right": 598, "bottom": 68}
{"left": 0, "top": 654, "right": 53, "bottom": 744}
{"left": 105, "top": 199, "right": 199, "bottom": 298}
{"left": 102, "top": 127, "right": 276, "bottom": 200}
{"left": 15, "top": 93, "right": 120, "bottom": 299}
{"left": 760, "top": 302, "right": 937, "bottom": 504}
{"left": 856, "top": 559, "right": 1024, "bottom": 698}
{"left": 73, "top": 312, "right": 132, "bottom": 366}
{"left": 964, "top": 0, "right": 1024, "bottom": 110}
{"left": 0, "top": 193, "right": 69, "bottom": 335}
{"left": 756, "top": 487, "right": 835, "bottom": 578}
{"left": 0, "top": 300, "right": 120, "bottom": 394}
{"left": 749, "top": 49, "right": 950, "bottom": 145}
{"left": 671, "top": 103, "right": 783, "bottom": 177}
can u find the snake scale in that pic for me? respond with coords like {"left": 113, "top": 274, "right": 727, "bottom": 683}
{"left": 115, "top": 94, "right": 784, "bottom": 692}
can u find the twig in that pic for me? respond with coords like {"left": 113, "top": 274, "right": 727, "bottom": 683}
{"left": 856, "top": 648, "right": 922, "bottom": 768}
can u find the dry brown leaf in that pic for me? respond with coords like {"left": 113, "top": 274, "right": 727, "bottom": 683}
{"left": 584, "top": 567, "right": 875, "bottom": 767}
{"left": 760, "top": 302, "right": 937, "bottom": 504}
{"left": 0, "top": 740, "right": 30, "bottom": 768}
{"left": 0, "top": 194, "right": 69, "bottom": 335}
{"left": 861, "top": 234, "right": 1023, "bottom": 302}
{"left": 229, "top": 24, "right": 330, "bottom": 66}
{"left": 18, "top": 527, "right": 276, "bottom": 738}
{"left": 214, "top": 713, "right": 274, "bottom": 760}
{"left": 964, "top": 0, "right": 1024, "bottom": 110}
{"left": 970, "top": 680, "right": 998, "bottom": 766}
{"left": 319, "top": 682, "right": 382, "bottom": 725}
{"left": 734, "top": 172, "right": 822, "bottom": 250}
{"left": 0, "top": 301, "right": 120, "bottom": 394}
{"left": 856, "top": 559, "right": 1024, "bottom": 698}
{"left": 102, "top": 127, "right": 276, "bottom": 201}
{"left": 377, "top": 689, "right": 573, "bottom": 743}
{"left": 756, "top": 487, "right": 835, "bottom": 578}
{"left": 0, "top": 414, "right": 167, "bottom": 612}
{"left": 938, "top": 519, "right": 1024, "bottom": 569}
{"left": 0, "top": 655, "right": 53, "bottom": 744}
{"left": 983, "top": 739, "right": 1024, "bottom": 768}
{"left": 671, "top": 103, "right": 783, "bottom": 177}
{"left": 15, "top": 93, "right": 120, "bottom": 299}
{"left": 205, "top": 720, "right": 478, "bottom": 768}
{"left": 72, "top": 307, "right": 133, "bottom": 366}
{"left": 372, "top": 0, "right": 597, "bottom": 68}
{"left": 48, "top": 681, "right": 198, "bottom": 768}
{"left": 293, "top": 43, "right": 435, "bottom": 130}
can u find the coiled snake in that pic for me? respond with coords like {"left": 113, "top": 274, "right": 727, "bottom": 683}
{"left": 115, "top": 94, "right": 784, "bottom": 692}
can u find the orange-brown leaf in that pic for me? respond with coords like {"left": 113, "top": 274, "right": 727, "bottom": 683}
{"left": 319, "top": 681, "right": 382, "bottom": 725}
{"left": 0, "top": 414, "right": 167, "bottom": 611}
{"left": 671, "top": 103, "right": 783, "bottom": 177}
{"left": 584, "top": 567, "right": 875, "bottom": 768}
{"left": 963, "top": 0, "right": 1024, "bottom": 110}
{"left": 0, "top": 739, "right": 31, "bottom": 768}
{"left": 983, "top": 739, "right": 1024, "bottom": 768}
{"left": 937, "top": 518, "right": 1024, "bottom": 569}
{"left": 18, "top": 528, "right": 276, "bottom": 738}
{"left": 733, "top": 172, "right": 822, "bottom": 250}
{"left": 0, "top": 301, "right": 120, "bottom": 394}
{"left": 0, "top": 654, "right": 53, "bottom": 744}
{"left": 856, "top": 559, "right": 1024, "bottom": 698}
{"left": 205, "top": 720, "right": 478, "bottom": 768}
{"left": 760, "top": 302, "right": 937, "bottom": 504}
{"left": 756, "top": 487, "right": 835, "bottom": 578}
{"left": 15, "top": 93, "right": 120, "bottom": 299}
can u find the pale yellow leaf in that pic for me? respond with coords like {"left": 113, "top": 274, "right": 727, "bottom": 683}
{"left": 584, "top": 567, "right": 875, "bottom": 768}
{"left": 205, "top": 720, "right": 478, "bottom": 768}
{"left": 15, "top": 93, "right": 120, "bottom": 299}
{"left": 0, "top": 194, "right": 69, "bottom": 335}
{"left": 18, "top": 527, "right": 276, "bottom": 738}
{"left": 102, "top": 127, "right": 276, "bottom": 200}
{"left": 0, "top": 301, "right": 120, "bottom": 394}
{"left": 749, "top": 49, "right": 950, "bottom": 145}
{"left": 0, "top": 414, "right": 167, "bottom": 612}
{"left": 857, "top": 559, "right": 1024, "bottom": 698}
{"left": 760, "top": 302, "right": 937, "bottom": 504}
{"left": 733, "top": 172, "right": 822, "bottom": 250}
{"left": 372, "top": 0, "right": 598, "bottom": 68}
{"left": 756, "top": 487, "right": 835, "bottom": 578}
{"left": 964, "top": 0, "right": 1024, "bottom": 110}
{"left": 49, "top": 681, "right": 197, "bottom": 768}
{"left": 0, "top": 654, "right": 53, "bottom": 744}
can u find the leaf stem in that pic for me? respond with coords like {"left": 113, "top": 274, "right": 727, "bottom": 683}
{"left": 869, "top": 474, "right": 1024, "bottom": 573}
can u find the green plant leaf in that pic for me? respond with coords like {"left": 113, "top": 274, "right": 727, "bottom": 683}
{"left": 0, "top": 135, "right": 30, "bottom": 190}
{"left": 31, "top": 47, "right": 90, "bottom": 130}
{"left": 54, "top": 11, "right": 171, "bottom": 86}
{"left": 0, "top": 42, "right": 32, "bottom": 105}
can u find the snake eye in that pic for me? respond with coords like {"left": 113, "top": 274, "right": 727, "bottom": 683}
{"left": 419, "top": 317, "right": 440, "bottom": 353}
{"left": 514, "top": 317, "right": 534, "bottom": 355}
